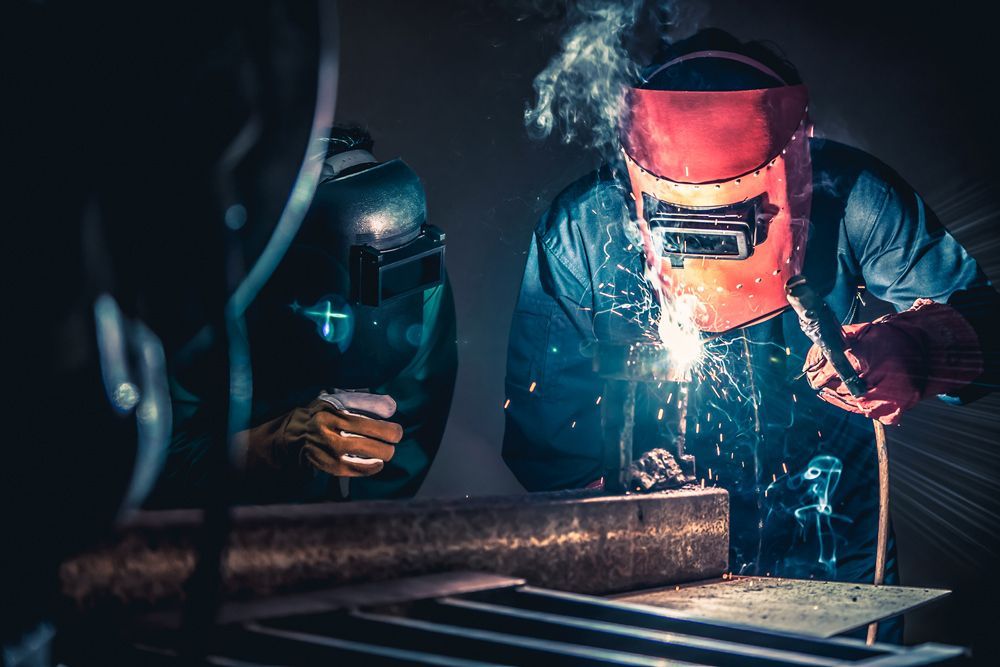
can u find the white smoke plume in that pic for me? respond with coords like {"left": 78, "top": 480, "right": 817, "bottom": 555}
{"left": 524, "top": 0, "right": 699, "bottom": 159}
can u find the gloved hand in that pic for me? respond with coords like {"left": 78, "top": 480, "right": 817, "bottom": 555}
{"left": 244, "top": 390, "right": 403, "bottom": 477}
{"left": 804, "top": 299, "right": 982, "bottom": 425}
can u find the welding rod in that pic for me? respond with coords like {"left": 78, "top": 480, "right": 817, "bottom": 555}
{"left": 867, "top": 420, "right": 890, "bottom": 645}
{"left": 784, "top": 275, "right": 889, "bottom": 645}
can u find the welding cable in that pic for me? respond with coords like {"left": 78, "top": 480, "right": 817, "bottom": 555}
{"left": 785, "top": 276, "right": 892, "bottom": 644}
{"left": 866, "top": 419, "right": 890, "bottom": 645}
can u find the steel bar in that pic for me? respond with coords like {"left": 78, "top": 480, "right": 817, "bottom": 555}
{"left": 61, "top": 488, "right": 728, "bottom": 614}
{"left": 72, "top": 573, "right": 964, "bottom": 665}
{"left": 471, "top": 586, "right": 882, "bottom": 661}
{"left": 418, "top": 596, "right": 842, "bottom": 666}
{"left": 243, "top": 576, "right": 964, "bottom": 666}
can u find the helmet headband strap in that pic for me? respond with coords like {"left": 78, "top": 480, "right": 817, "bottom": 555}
{"left": 643, "top": 49, "right": 787, "bottom": 86}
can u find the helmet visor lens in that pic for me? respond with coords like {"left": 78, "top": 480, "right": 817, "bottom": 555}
{"left": 643, "top": 192, "right": 769, "bottom": 264}
{"left": 352, "top": 224, "right": 446, "bottom": 306}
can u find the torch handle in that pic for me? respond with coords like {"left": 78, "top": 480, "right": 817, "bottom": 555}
{"left": 785, "top": 275, "right": 868, "bottom": 398}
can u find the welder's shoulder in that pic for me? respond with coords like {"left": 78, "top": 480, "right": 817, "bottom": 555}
{"left": 534, "top": 166, "right": 629, "bottom": 257}
{"left": 810, "top": 138, "right": 917, "bottom": 235}
{"left": 810, "top": 138, "right": 905, "bottom": 201}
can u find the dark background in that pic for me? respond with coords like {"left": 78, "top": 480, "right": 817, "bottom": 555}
{"left": 333, "top": 0, "right": 1000, "bottom": 659}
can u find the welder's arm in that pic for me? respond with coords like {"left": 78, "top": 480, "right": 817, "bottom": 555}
{"left": 502, "top": 223, "right": 605, "bottom": 491}
{"left": 349, "top": 280, "right": 458, "bottom": 500}
{"left": 148, "top": 373, "right": 404, "bottom": 507}
{"left": 808, "top": 169, "right": 998, "bottom": 422}
{"left": 149, "top": 284, "right": 456, "bottom": 506}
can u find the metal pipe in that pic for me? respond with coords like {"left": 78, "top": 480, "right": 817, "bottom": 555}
{"left": 593, "top": 342, "right": 692, "bottom": 493}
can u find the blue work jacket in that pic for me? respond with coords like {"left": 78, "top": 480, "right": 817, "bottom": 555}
{"left": 504, "top": 138, "right": 997, "bottom": 586}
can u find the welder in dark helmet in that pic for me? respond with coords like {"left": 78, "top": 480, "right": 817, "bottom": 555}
{"left": 503, "top": 28, "right": 998, "bottom": 636}
{"left": 153, "top": 127, "right": 457, "bottom": 504}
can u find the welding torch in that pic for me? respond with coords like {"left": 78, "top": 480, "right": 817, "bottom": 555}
{"left": 785, "top": 275, "right": 867, "bottom": 398}
{"left": 785, "top": 275, "right": 889, "bottom": 645}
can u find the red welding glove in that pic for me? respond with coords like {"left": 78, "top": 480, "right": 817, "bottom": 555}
{"left": 804, "top": 299, "right": 982, "bottom": 425}
{"left": 244, "top": 390, "right": 403, "bottom": 477}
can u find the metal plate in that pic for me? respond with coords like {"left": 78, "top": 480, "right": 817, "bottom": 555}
{"left": 613, "top": 576, "right": 950, "bottom": 637}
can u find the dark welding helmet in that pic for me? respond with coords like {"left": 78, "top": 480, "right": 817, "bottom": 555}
{"left": 248, "top": 142, "right": 445, "bottom": 396}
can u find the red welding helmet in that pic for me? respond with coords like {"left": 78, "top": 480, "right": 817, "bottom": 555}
{"left": 621, "top": 51, "right": 813, "bottom": 334}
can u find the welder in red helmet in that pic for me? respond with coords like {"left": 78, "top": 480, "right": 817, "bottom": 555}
{"left": 503, "top": 29, "right": 996, "bottom": 639}
{"left": 621, "top": 46, "right": 984, "bottom": 423}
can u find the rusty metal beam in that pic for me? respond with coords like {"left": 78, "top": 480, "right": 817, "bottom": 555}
{"left": 60, "top": 488, "right": 728, "bottom": 614}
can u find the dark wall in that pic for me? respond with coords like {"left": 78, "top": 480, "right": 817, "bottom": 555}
{"left": 336, "top": 1, "right": 593, "bottom": 499}
{"left": 334, "top": 0, "right": 1000, "bottom": 658}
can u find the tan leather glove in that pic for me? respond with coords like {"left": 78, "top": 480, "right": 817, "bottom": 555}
{"left": 245, "top": 390, "right": 403, "bottom": 477}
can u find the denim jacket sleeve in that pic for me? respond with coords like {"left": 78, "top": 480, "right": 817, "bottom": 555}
{"left": 846, "top": 162, "right": 1000, "bottom": 398}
